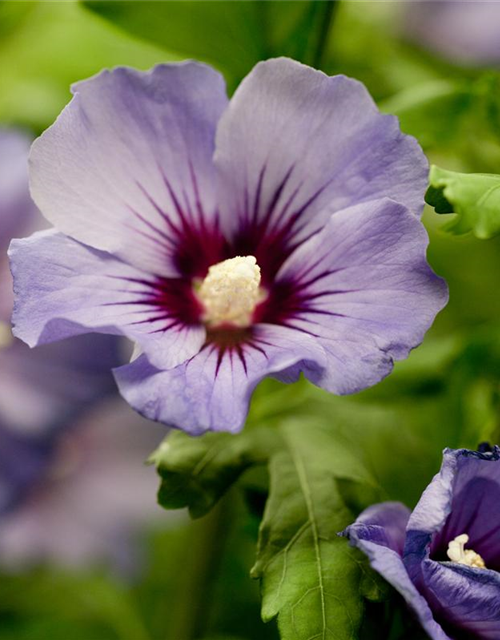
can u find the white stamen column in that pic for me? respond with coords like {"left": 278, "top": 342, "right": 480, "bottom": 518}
{"left": 447, "top": 533, "right": 486, "bottom": 568}
{"left": 198, "top": 256, "right": 262, "bottom": 327}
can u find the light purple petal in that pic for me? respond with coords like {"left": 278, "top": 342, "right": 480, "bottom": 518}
{"left": 276, "top": 198, "right": 448, "bottom": 395}
{"left": 420, "top": 560, "right": 500, "bottom": 640}
{"left": 29, "top": 63, "right": 228, "bottom": 275}
{"left": 9, "top": 230, "right": 205, "bottom": 370}
{"left": 215, "top": 58, "right": 428, "bottom": 260}
{"left": 114, "top": 323, "right": 326, "bottom": 435}
{"left": 342, "top": 509, "right": 451, "bottom": 640}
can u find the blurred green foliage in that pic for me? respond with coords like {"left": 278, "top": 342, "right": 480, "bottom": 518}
{"left": 0, "top": 0, "right": 179, "bottom": 132}
{"left": 84, "top": 1, "right": 339, "bottom": 89}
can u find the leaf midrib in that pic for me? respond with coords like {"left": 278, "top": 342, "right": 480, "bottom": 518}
{"left": 287, "top": 437, "right": 328, "bottom": 640}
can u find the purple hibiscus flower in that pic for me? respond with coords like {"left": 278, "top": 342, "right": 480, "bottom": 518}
{"left": 10, "top": 58, "right": 448, "bottom": 435}
{"left": 403, "top": 0, "right": 500, "bottom": 67}
{"left": 342, "top": 447, "right": 500, "bottom": 640}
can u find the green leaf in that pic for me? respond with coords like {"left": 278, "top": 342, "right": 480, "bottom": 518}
{"left": 151, "top": 428, "right": 281, "bottom": 518}
{"left": 152, "top": 416, "right": 385, "bottom": 639}
{"left": 252, "top": 420, "right": 382, "bottom": 640}
{"left": 426, "top": 165, "right": 500, "bottom": 239}
{"left": 424, "top": 184, "right": 454, "bottom": 215}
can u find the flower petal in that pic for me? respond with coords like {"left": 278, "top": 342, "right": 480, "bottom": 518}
{"left": 29, "top": 63, "right": 228, "bottom": 275}
{"left": 420, "top": 559, "right": 500, "bottom": 640}
{"left": 9, "top": 230, "right": 205, "bottom": 370}
{"left": 342, "top": 508, "right": 451, "bottom": 640}
{"left": 215, "top": 58, "right": 428, "bottom": 279}
{"left": 114, "top": 323, "right": 326, "bottom": 434}
{"left": 274, "top": 198, "right": 448, "bottom": 394}
{"left": 348, "top": 502, "right": 411, "bottom": 556}
{"left": 419, "top": 447, "right": 500, "bottom": 571}
{"left": 406, "top": 447, "right": 500, "bottom": 539}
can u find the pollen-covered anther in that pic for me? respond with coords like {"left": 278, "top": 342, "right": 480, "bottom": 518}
{"left": 197, "top": 255, "right": 263, "bottom": 327}
{"left": 447, "top": 533, "right": 486, "bottom": 568}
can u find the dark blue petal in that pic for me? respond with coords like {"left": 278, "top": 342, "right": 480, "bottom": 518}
{"left": 420, "top": 559, "right": 500, "bottom": 640}
{"left": 342, "top": 503, "right": 450, "bottom": 640}
{"left": 405, "top": 448, "right": 500, "bottom": 565}
{"left": 431, "top": 448, "right": 500, "bottom": 571}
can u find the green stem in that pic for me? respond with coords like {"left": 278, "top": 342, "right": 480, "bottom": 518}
{"left": 168, "top": 497, "right": 233, "bottom": 640}
{"left": 311, "top": 0, "right": 339, "bottom": 69}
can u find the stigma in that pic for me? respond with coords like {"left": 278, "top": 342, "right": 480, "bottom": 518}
{"left": 447, "top": 533, "right": 486, "bottom": 568}
{"left": 197, "top": 256, "right": 262, "bottom": 328}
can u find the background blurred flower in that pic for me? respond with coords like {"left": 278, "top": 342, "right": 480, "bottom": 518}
{"left": 0, "top": 128, "right": 166, "bottom": 570}
{"left": 10, "top": 58, "right": 447, "bottom": 435}
{"left": 403, "top": 0, "right": 500, "bottom": 67}
{"left": 0, "top": 398, "right": 167, "bottom": 572}
{"left": 0, "top": 129, "right": 35, "bottom": 320}
{"left": 0, "top": 127, "right": 119, "bottom": 514}
{"left": 342, "top": 447, "right": 500, "bottom": 640}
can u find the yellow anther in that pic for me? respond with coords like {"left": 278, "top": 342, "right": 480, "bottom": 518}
{"left": 447, "top": 533, "right": 486, "bottom": 569}
{"left": 197, "top": 256, "right": 262, "bottom": 327}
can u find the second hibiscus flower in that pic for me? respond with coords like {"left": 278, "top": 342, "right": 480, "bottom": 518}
{"left": 10, "top": 58, "right": 448, "bottom": 434}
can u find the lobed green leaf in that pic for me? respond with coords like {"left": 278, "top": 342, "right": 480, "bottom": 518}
{"left": 426, "top": 165, "right": 500, "bottom": 239}
{"left": 152, "top": 415, "right": 385, "bottom": 639}
{"left": 151, "top": 428, "right": 281, "bottom": 518}
{"left": 252, "top": 421, "right": 382, "bottom": 640}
